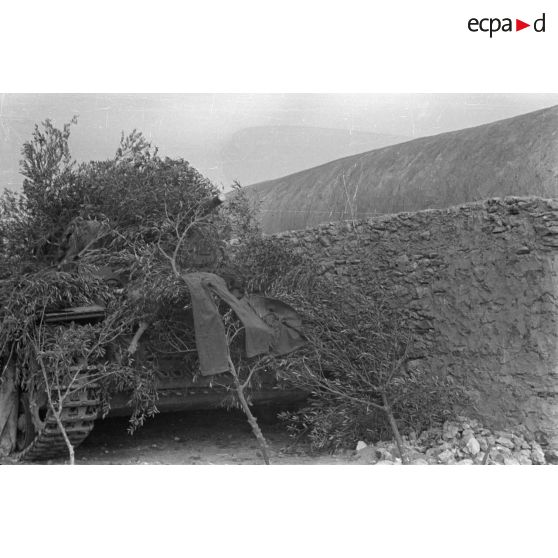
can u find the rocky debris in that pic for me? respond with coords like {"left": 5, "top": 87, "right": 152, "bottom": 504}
{"left": 530, "top": 444, "right": 546, "bottom": 465}
{"left": 544, "top": 449, "right": 558, "bottom": 464}
{"left": 443, "top": 422, "right": 460, "bottom": 440}
{"left": 354, "top": 443, "right": 379, "bottom": 464}
{"left": 351, "top": 417, "right": 553, "bottom": 465}
{"left": 465, "top": 436, "right": 481, "bottom": 456}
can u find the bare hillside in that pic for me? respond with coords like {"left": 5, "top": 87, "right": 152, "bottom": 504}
{"left": 245, "top": 106, "right": 558, "bottom": 233}
{"left": 220, "top": 126, "right": 407, "bottom": 185}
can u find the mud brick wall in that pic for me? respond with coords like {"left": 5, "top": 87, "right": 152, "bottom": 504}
{"left": 274, "top": 197, "right": 558, "bottom": 447}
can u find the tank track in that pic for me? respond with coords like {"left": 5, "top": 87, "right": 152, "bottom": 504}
{"left": 16, "top": 380, "right": 101, "bottom": 462}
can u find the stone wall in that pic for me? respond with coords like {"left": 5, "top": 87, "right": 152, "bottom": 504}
{"left": 274, "top": 197, "right": 558, "bottom": 447}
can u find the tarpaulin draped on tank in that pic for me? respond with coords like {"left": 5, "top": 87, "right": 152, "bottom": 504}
{"left": 182, "top": 272, "right": 305, "bottom": 376}
{"left": 0, "top": 362, "right": 18, "bottom": 456}
{"left": 243, "top": 294, "right": 306, "bottom": 356}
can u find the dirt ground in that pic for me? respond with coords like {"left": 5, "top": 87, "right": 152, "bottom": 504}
{"left": 38, "top": 407, "right": 352, "bottom": 465}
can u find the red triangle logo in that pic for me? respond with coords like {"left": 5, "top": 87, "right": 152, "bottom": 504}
{"left": 516, "top": 19, "right": 530, "bottom": 31}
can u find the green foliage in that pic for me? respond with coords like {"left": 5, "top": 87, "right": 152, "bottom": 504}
{"left": 10, "top": 117, "right": 79, "bottom": 262}
{"left": 0, "top": 269, "right": 110, "bottom": 349}
{"left": 226, "top": 228, "right": 467, "bottom": 451}
{"left": 229, "top": 236, "right": 310, "bottom": 293}
{"left": 0, "top": 119, "right": 254, "bottom": 430}
{"left": 0, "top": 117, "right": 468, "bottom": 448}
{"left": 269, "top": 268, "right": 468, "bottom": 451}
{"left": 74, "top": 132, "right": 219, "bottom": 240}
{"left": 1, "top": 119, "right": 227, "bottom": 267}
{"left": 224, "top": 226, "right": 467, "bottom": 451}
{"left": 280, "top": 370, "right": 466, "bottom": 452}
{"left": 219, "top": 181, "right": 261, "bottom": 243}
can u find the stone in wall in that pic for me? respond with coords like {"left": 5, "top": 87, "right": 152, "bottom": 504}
{"left": 275, "top": 197, "right": 558, "bottom": 449}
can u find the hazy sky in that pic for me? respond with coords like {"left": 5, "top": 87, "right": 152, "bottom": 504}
{"left": 2, "top": 93, "right": 558, "bottom": 190}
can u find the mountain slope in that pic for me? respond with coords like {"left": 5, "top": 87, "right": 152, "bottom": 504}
{"left": 245, "top": 106, "right": 558, "bottom": 233}
{"left": 220, "top": 126, "right": 407, "bottom": 185}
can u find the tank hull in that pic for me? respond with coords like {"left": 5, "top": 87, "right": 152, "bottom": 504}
{"left": 107, "top": 387, "right": 306, "bottom": 417}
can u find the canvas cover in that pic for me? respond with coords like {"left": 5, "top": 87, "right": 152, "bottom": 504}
{"left": 182, "top": 272, "right": 305, "bottom": 375}
{"left": 0, "top": 363, "right": 17, "bottom": 456}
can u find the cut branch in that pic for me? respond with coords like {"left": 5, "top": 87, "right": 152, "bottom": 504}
{"left": 127, "top": 321, "right": 149, "bottom": 356}
{"left": 36, "top": 356, "right": 75, "bottom": 465}
{"left": 381, "top": 391, "right": 408, "bottom": 465}
{"left": 228, "top": 356, "right": 270, "bottom": 465}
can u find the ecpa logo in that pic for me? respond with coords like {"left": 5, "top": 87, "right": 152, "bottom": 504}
{"left": 468, "top": 13, "right": 546, "bottom": 37}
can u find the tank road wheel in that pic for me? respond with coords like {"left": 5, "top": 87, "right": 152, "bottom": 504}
{"left": 14, "top": 375, "right": 102, "bottom": 462}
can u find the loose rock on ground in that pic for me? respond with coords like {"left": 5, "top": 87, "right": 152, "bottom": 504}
{"left": 352, "top": 416, "right": 551, "bottom": 465}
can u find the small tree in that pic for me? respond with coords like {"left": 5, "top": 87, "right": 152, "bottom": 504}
{"left": 254, "top": 261, "right": 468, "bottom": 460}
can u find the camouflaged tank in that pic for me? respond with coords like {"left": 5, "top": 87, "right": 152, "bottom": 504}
{"left": 0, "top": 196, "right": 306, "bottom": 461}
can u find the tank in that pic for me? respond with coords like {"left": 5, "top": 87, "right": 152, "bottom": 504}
{"left": 1, "top": 299, "right": 305, "bottom": 462}
{"left": 0, "top": 197, "right": 306, "bottom": 462}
